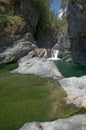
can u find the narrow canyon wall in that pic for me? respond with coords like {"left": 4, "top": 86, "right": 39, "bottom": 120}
{"left": 58, "top": 1, "right": 86, "bottom": 65}
{"left": 68, "top": 1, "right": 86, "bottom": 64}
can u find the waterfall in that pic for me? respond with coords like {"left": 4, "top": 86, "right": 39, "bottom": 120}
{"left": 48, "top": 49, "right": 60, "bottom": 60}
{"left": 51, "top": 50, "right": 58, "bottom": 59}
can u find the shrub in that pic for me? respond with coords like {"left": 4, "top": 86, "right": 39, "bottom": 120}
{"left": 0, "top": 0, "right": 58, "bottom": 35}
{"left": 0, "top": 14, "right": 25, "bottom": 36}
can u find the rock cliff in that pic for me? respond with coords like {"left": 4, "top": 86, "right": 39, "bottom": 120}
{"left": 0, "top": 0, "right": 57, "bottom": 63}
{"left": 0, "top": 0, "right": 38, "bottom": 63}
{"left": 57, "top": 1, "right": 86, "bottom": 65}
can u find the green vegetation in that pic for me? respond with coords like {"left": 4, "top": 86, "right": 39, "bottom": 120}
{"left": 0, "top": 14, "right": 7, "bottom": 22}
{"left": 32, "top": 0, "right": 58, "bottom": 31}
{"left": 57, "top": 13, "right": 67, "bottom": 34}
{"left": 75, "top": 32, "right": 86, "bottom": 37}
{"left": 55, "top": 60, "right": 86, "bottom": 77}
{"left": 0, "top": 14, "right": 25, "bottom": 36}
{"left": 0, "top": 0, "right": 58, "bottom": 33}
{"left": 0, "top": 63, "right": 83, "bottom": 130}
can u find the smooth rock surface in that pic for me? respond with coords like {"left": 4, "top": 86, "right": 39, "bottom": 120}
{"left": 0, "top": 40, "right": 37, "bottom": 64}
{"left": 19, "top": 114, "right": 86, "bottom": 130}
{"left": 11, "top": 57, "right": 63, "bottom": 79}
{"left": 59, "top": 76, "right": 86, "bottom": 108}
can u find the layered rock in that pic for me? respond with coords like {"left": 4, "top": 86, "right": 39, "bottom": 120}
{"left": 19, "top": 114, "right": 86, "bottom": 130}
{"left": 57, "top": 1, "right": 86, "bottom": 65}
{"left": 0, "top": 33, "right": 37, "bottom": 63}
{"left": 59, "top": 76, "right": 86, "bottom": 108}
{"left": 11, "top": 57, "right": 63, "bottom": 79}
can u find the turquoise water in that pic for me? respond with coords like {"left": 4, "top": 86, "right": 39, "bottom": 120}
{"left": 55, "top": 60, "right": 86, "bottom": 77}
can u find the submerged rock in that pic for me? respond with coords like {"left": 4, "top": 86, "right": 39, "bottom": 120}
{"left": 11, "top": 57, "right": 63, "bottom": 79}
{"left": 59, "top": 76, "right": 86, "bottom": 108}
{"left": 19, "top": 114, "right": 86, "bottom": 130}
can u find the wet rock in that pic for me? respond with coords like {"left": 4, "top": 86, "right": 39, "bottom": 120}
{"left": 0, "top": 40, "right": 37, "bottom": 64}
{"left": 59, "top": 76, "right": 86, "bottom": 108}
{"left": 11, "top": 57, "right": 63, "bottom": 79}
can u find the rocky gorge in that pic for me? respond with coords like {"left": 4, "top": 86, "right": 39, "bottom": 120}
{"left": 0, "top": 0, "right": 86, "bottom": 130}
{"left": 57, "top": 0, "right": 86, "bottom": 65}
{"left": 0, "top": 0, "right": 86, "bottom": 65}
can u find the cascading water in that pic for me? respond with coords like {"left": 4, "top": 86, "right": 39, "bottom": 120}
{"left": 48, "top": 49, "right": 60, "bottom": 60}
{"left": 51, "top": 50, "right": 58, "bottom": 59}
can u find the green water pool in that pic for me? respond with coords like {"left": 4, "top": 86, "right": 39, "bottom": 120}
{"left": 55, "top": 60, "right": 86, "bottom": 77}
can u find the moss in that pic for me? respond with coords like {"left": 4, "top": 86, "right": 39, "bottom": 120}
{"left": 75, "top": 32, "right": 86, "bottom": 37}
{"left": 0, "top": 14, "right": 25, "bottom": 36}
{"left": 0, "top": 14, "right": 6, "bottom": 22}
{"left": 0, "top": 63, "right": 84, "bottom": 130}
{"left": 0, "top": 0, "right": 58, "bottom": 35}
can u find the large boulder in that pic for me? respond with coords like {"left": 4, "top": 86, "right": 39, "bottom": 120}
{"left": 0, "top": 33, "right": 37, "bottom": 63}
{"left": 11, "top": 57, "right": 63, "bottom": 79}
{"left": 59, "top": 76, "right": 86, "bottom": 108}
{"left": 19, "top": 114, "right": 86, "bottom": 130}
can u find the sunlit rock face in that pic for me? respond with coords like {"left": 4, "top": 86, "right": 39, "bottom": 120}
{"left": 59, "top": 76, "right": 86, "bottom": 108}
{"left": 11, "top": 57, "right": 63, "bottom": 79}
{"left": 58, "top": 0, "right": 68, "bottom": 19}
{"left": 19, "top": 114, "right": 86, "bottom": 130}
{"left": 58, "top": 8, "right": 67, "bottom": 19}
